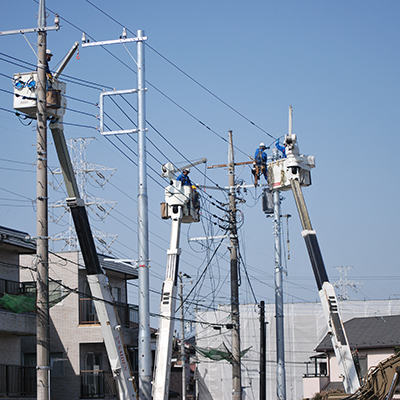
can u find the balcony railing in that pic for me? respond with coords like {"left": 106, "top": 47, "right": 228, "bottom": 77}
{"left": 80, "top": 370, "right": 116, "bottom": 398}
{"left": 303, "top": 360, "right": 328, "bottom": 377}
{"left": 79, "top": 298, "right": 139, "bottom": 327}
{"left": 0, "top": 364, "right": 36, "bottom": 397}
{"left": 0, "top": 278, "right": 35, "bottom": 297}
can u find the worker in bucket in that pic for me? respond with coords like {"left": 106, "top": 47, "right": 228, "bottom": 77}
{"left": 252, "top": 142, "right": 268, "bottom": 183}
{"left": 176, "top": 168, "right": 192, "bottom": 186}
{"left": 276, "top": 138, "right": 287, "bottom": 158}
{"left": 45, "top": 49, "right": 53, "bottom": 76}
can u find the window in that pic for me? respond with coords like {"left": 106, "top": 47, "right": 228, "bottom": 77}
{"left": 85, "top": 352, "right": 103, "bottom": 371}
{"left": 358, "top": 356, "right": 368, "bottom": 381}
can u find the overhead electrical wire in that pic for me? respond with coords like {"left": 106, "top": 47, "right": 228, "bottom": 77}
{"left": 83, "top": 0, "right": 275, "bottom": 141}
{"left": 30, "top": 3, "right": 260, "bottom": 162}
{"left": 0, "top": 4, "right": 292, "bottom": 312}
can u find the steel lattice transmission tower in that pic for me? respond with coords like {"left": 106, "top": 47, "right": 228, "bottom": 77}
{"left": 49, "top": 137, "right": 118, "bottom": 253}
{"left": 333, "top": 266, "right": 365, "bottom": 301}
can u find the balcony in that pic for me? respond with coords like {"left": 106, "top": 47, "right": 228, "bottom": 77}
{"left": 303, "top": 356, "right": 328, "bottom": 377}
{"left": 0, "top": 364, "right": 36, "bottom": 397}
{"left": 79, "top": 298, "right": 139, "bottom": 327}
{"left": 0, "top": 279, "right": 36, "bottom": 335}
{"left": 80, "top": 370, "right": 116, "bottom": 398}
{"left": 0, "top": 278, "right": 35, "bottom": 297}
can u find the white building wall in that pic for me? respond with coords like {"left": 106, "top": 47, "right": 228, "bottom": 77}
{"left": 196, "top": 299, "right": 400, "bottom": 400}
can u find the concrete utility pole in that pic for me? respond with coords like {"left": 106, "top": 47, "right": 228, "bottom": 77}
{"left": 228, "top": 130, "right": 242, "bottom": 400}
{"left": 179, "top": 272, "right": 191, "bottom": 400}
{"left": 36, "top": 2, "right": 50, "bottom": 399}
{"left": 259, "top": 301, "right": 266, "bottom": 400}
{"left": 1, "top": 4, "right": 60, "bottom": 399}
{"left": 273, "top": 147, "right": 286, "bottom": 400}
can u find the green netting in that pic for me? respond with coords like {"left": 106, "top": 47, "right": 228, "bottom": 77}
{"left": 0, "top": 290, "right": 72, "bottom": 313}
{"left": 0, "top": 293, "right": 36, "bottom": 313}
{"left": 193, "top": 342, "right": 251, "bottom": 365}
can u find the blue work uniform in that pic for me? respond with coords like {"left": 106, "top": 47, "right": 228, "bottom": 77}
{"left": 254, "top": 148, "right": 268, "bottom": 179}
{"left": 176, "top": 173, "right": 192, "bottom": 186}
{"left": 254, "top": 148, "right": 268, "bottom": 166}
{"left": 276, "top": 140, "right": 287, "bottom": 158}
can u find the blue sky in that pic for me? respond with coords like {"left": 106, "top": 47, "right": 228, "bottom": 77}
{"left": 1, "top": 1, "right": 400, "bottom": 321}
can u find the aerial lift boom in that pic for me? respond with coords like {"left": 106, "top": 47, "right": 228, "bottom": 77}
{"left": 268, "top": 133, "right": 360, "bottom": 394}
{"left": 152, "top": 161, "right": 204, "bottom": 400}
{"left": 13, "top": 46, "right": 138, "bottom": 399}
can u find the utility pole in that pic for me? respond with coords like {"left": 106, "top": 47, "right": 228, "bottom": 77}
{"left": 273, "top": 147, "right": 286, "bottom": 400}
{"left": 179, "top": 272, "right": 191, "bottom": 400}
{"left": 273, "top": 106, "right": 295, "bottom": 400}
{"left": 259, "top": 301, "right": 266, "bottom": 400}
{"left": 228, "top": 130, "right": 242, "bottom": 400}
{"left": 137, "top": 29, "right": 152, "bottom": 400}
{"left": 1, "top": 4, "right": 60, "bottom": 398}
{"left": 82, "top": 29, "right": 151, "bottom": 399}
{"left": 36, "top": 2, "right": 50, "bottom": 399}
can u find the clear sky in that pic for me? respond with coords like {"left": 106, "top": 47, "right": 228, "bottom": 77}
{"left": 1, "top": 1, "right": 400, "bottom": 324}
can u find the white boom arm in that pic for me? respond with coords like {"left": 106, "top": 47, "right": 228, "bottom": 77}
{"left": 50, "top": 117, "right": 138, "bottom": 399}
{"left": 152, "top": 209, "right": 182, "bottom": 400}
{"left": 153, "top": 177, "right": 201, "bottom": 399}
{"left": 13, "top": 59, "right": 138, "bottom": 399}
{"left": 268, "top": 133, "right": 360, "bottom": 393}
{"left": 161, "top": 157, "right": 207, "bottom": 181}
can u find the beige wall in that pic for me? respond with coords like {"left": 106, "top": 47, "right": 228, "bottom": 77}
{"left": 20, "top": 251, "right": 136, "bottom": 400}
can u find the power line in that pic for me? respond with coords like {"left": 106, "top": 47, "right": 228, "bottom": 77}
{"left": 83, "top": 0, "right": 275, "bottom": 140}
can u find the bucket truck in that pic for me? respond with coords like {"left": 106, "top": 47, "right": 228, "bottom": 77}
{"left": 13, "top": 44, "right": 138, "bottom": 400}
{"left": 152, "top": 159, "right": 205, "bottom": 400}
{"left": 267, "top": 133, "right": 361, "bottom": 394}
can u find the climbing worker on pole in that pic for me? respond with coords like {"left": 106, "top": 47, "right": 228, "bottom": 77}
{"left": 253, "top": 142, "right": 268, "bottom": 185}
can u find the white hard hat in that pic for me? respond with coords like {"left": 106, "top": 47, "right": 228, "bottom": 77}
{"left": 183, "top": 168, "right": 190, "bottom": 173}
{"left": 259, "top": 142, "right": 266, "bottom": 148}
{"left": 46, "top": 49, "right": 53, "bottom": 56}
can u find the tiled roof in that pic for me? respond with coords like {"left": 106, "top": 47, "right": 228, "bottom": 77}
{"left": 0, "top": 226, "right": 36, "bottom": 253}
{"left": 316, "top": 315, "right": 400, "bottom": 352}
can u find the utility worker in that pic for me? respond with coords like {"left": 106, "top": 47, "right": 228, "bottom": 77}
{"left": 45, "top": 49, "right": 53, "bottom": 76}
{"left": 176, "top": 168, "right": 192, "bottom": 186}
{"left": 253, "top": 142, "right": 268, "bottom": 184}
{"left": 276, "top": 138, "right": 287, "bottom": 158}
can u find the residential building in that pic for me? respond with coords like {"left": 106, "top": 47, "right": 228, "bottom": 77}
{"left": 20, "top": 250, "right": 139, "bottom": 400}
{"left": 303, "top": 315, "right": 400, "bottom": 399}
{"left": 196, "top": 300, "right": 400, "bottom": 400}
{"left": 0, "top": 226, "right": 36, "bottom": 399}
